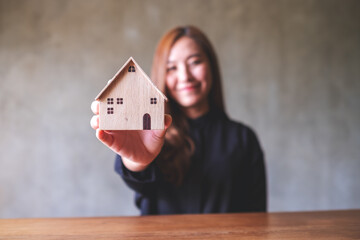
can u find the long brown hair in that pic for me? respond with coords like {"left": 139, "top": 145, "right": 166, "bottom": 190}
{"left": 151, "top": 26, "right": 225, "bottom": 185}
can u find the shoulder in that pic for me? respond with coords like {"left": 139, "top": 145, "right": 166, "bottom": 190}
{"left": 214, "top": 109, "right": 257, "bottom": 138}
{"left": 213, "top": 111, "right": 262, "bottom": 151}
{"left": 230, "top": 119, "right": 260, "bottom": 145}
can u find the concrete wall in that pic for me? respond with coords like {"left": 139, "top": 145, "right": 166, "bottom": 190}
{"left": 0, "top": 0, "right": 359, "bottom": 218}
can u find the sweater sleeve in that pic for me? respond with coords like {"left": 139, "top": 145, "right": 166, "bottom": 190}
{"left": 114, "top": 155, "right": 158, "bottom": 195}
{"left": 245, "top": 128, "right": 267, "bottom": 212}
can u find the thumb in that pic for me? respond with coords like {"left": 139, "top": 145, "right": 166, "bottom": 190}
{"left": 154, "top": 114, "right": 172, "bottom": 139}
{"left": 164, "top": 114, "right": 172, "bottom": 130}
{"left": 148, "top": 114, "right": 172, "bottom": 147}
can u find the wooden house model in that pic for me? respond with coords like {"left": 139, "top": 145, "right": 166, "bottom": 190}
{"left": 95, "top": 57, "right": 167, "bottom": 130}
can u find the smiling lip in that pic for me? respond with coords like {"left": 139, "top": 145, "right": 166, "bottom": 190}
{"left": 179, "top": 84, "right": 200, "bottom": 92}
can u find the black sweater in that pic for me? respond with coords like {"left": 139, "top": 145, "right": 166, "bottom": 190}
{"left": 115, "top": 108, "right": 267, "bottom": 215}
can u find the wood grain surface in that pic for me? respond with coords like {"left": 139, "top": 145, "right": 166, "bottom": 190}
{"left": 96, "top": 57, "right": 166, "bottom": 130}
{"left": 0, "top": 210, "right": 359, "bottom": 239}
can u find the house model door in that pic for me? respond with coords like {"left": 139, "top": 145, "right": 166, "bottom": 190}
{"left": 143, "top": 113, "right": 151, "bottom": 130}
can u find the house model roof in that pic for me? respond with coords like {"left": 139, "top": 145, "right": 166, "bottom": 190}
{"left": 95, "top": 57, "right": 167, "bottom": 101}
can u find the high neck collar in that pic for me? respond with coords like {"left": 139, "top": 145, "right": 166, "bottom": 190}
{"left": 187, "top": 107, "right": 225, "bottom": 128}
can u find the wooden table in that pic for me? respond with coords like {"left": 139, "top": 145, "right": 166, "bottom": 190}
{"left": 1, "top": 210, "right": 359, "bottom": 239}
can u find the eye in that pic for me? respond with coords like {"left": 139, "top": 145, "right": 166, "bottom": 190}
{"left": 190, "top": 58, "right": 202, "bottom": 66}
{"left": 167, "top": 66, "right": 177, "bottom": 72}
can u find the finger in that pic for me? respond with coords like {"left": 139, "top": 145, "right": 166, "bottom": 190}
{"left": 164, "top": 114, "right": 172, "bottom": 130}
{"left": 151, "top": 114, "right": 172, "bottom": 141}
{"left": 90, "top": 115, "right": 99, "bottom": 129}
{"left": 96, "top": 129, "right": 115, "bottom": 147}
{"left": 91, "top": 101, "right": 99, "bottom": 115}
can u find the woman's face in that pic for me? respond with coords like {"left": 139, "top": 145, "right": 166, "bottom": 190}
{"left": 166, "top": 37, "right": 212, "bottom": 117}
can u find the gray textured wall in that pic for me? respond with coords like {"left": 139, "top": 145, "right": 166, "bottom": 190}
{"left": 0, "top": 0, "right": 359, "bottom": 218}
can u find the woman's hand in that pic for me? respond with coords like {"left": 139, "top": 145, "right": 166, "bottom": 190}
{"left": 90, "top": 101, "right": 172, "bottom": 172}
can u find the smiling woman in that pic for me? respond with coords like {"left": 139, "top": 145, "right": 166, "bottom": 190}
{"left": 91, "top": 26, "right": 267, "bottom": 215}
{"left": 165, "top": 37, "right": 212, "bottom": 118}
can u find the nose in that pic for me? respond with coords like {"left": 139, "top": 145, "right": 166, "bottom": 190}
{"left": 177, "top": 64, "right": 191, "bottom": 83}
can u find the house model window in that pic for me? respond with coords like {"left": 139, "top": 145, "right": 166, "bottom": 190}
{"left": 107, "top": 98, "right": 114, "bottom": 104}
{"left": 117, "top": 98, "right": 123, "bottom": 104}
{"left": 107, "top": 107, "right": 114, "bottom": 114}
{"left": 150, "top": 98, "right": 157, "bottom": 104}
{"left": 128, "top": 66, "right": 135, "bottom": 72}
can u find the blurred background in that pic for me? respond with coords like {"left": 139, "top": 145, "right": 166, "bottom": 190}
{"left": 0, "top": 0, "right": 359, "bottom": 218}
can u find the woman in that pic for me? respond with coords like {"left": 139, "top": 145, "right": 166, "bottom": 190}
{"left": 91, "top": 26, "right": 266, "bottom": 215}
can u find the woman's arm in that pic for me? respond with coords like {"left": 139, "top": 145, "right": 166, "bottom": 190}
{"left": 114, "top": 155, "right": 159, "bottom": 195}
{"left": 246, "top": 128, "right": 267, "bottom": 212}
